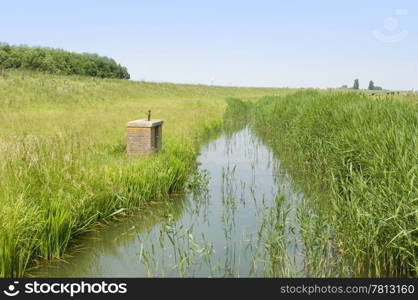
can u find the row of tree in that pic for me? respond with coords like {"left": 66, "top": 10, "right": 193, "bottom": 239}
{"left": 0, "top": 43, "right": 130, "bottom": 79}
{"left": 344, "top": 79, "right": 383, "bottom": 90}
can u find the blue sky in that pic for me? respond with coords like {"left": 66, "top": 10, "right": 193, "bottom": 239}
{"left": 1, "top": 0, "right": 417, "bottom": 89}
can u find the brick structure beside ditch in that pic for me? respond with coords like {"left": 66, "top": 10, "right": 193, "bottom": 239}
{"left": 126, "top": 119, "right": 163, "bottom": 155}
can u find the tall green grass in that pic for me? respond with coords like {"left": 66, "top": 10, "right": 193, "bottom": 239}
{"left": 252, "top": 91, "right": 418, "bottom": 276}
{"left": 0, "top": 128, "right": 212, "bottom": 277}
{"left": 0, "top": 70, "right": 290, "bottom": 277}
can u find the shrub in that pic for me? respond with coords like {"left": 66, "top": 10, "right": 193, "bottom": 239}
{"left": 0, "top": 43, "right": 130, "bottom": 79}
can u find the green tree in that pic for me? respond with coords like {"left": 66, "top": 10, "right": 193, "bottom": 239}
{"left": 353, "top": 79, "right": 360, "bottom": 90}
{"left": 0, "top": 42, "right": 130, "bottom": 79}
{"left": 368, "top": 80, "right": 375, "bottom": 90}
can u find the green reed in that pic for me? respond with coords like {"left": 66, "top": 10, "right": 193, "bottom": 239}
{"left": 252, "top": 90, "right": 418, "bottom": 277}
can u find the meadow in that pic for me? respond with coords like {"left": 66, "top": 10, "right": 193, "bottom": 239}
{"left": 1, "top": 70, "right": 417, "bottom": 278}
{"left": 0, "top": 70, "right": 288, "bottom": 277}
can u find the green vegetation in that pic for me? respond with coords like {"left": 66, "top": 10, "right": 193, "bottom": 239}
{"left": 251, "top": 91, "right": 418, "bottom": 276}
{"left": 344, "top": 79, "right": 384, "bottom": 91}
{"left": 352, "top": 79, "right": 360, "bottom": 90}
{"left": 0, "top": 70, "right": 287, "bottom": 277}
{"left": 368, "top": 80, "right": 383, "bottom": 91}
{"left": 0, "top": 43, "right": 130, "bottom": 79}
{"left": 1, "top": 69, "right": 416, "bottom": 278}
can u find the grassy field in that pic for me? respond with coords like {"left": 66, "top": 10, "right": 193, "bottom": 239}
{"left": 1, "top": 70, "right": 417, "bottom": 278}
{"left": 251, "top": 91, "right": 418, "bottom": 276}
{"left": 0, "top": 70, "right": 289, "bottom": 277}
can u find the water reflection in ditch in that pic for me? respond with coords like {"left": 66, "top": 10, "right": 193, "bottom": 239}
{"left": 29, "top": 126, "right": 347, "bottom": 277}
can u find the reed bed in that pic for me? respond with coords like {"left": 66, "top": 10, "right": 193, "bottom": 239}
{"left": 252, "top": 90, "right": 418, "bottom": 277}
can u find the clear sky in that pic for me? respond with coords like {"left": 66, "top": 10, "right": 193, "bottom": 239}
{"left": 1, "top": 0, "right": 417, "bottom": 90}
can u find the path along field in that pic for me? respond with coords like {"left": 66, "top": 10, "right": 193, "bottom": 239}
{"left": 0, "top": 70, "right": 289, "bottom": 277}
